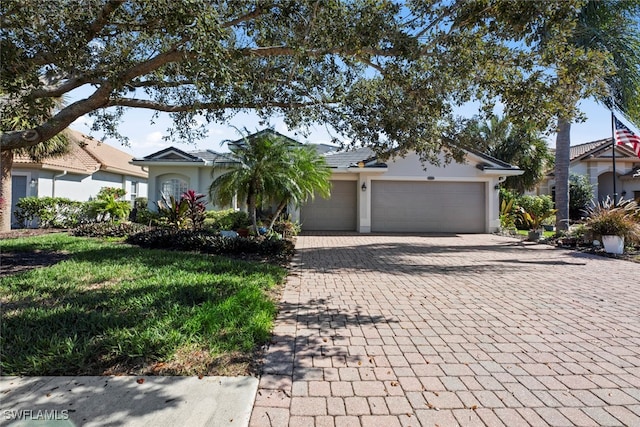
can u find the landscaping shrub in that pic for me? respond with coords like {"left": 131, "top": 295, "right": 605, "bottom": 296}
{"left": 72, "top": 222, "right": 150, "bottom": 238}
{"left": 205, "top": 209, "right": 250, "bottom": 230}
{"left": 85, "top": 187, "right": 131, "bottom": 222}
{"left": 569, "top": 174, "right": 594, "bottom": 220}
{"left": 14, "top": 197, "right": 85, "bottom": 228}
{"left": 126, "top": 228, "right": 293, "bottom": 256}
{"left": 272, "top": 218, "right": 301, "bottom": 238}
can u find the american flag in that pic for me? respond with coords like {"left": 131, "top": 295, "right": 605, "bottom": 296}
{"left": 614, "top": 116, "right": 640, "bottom": 159}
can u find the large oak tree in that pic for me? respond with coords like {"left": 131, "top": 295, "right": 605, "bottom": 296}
{"left": 0, "top": 0, "right": 617, "bottom": 230}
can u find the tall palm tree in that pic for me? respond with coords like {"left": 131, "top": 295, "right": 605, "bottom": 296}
{"left": 554, "top": 0, "right": 640, "bottom": 232}
{"left": 267, "top": 145, "right": 331, "bottom": 230}
{"left": 0, "top": 96, "right": 70, "bottom": 231}
{"left": 209, "top": 130, "right": 330, "bottom": 233}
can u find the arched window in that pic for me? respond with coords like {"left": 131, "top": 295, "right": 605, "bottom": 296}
{"left": 160, "top": 178, "right": 188, "bottom": 200}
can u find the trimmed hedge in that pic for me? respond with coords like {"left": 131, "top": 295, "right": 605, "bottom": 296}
{"left": 126, "top": 228, "right": 292, "bottom": 255}
{"left": 72, "top": 222, "right": 151, "bottom": 238}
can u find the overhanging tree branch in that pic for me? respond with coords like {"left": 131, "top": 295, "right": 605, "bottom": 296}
{"left": 107, "top": 97, "right": 322, "bottom": 111}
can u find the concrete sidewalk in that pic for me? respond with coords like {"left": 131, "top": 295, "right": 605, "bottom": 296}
{"left": 1, "top": 376, "right": 257, "bottom": 427}
{"left": 250, "top": 233, "right": 640, "bottom": 427}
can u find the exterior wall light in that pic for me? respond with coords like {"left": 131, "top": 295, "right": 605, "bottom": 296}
{"left": 361, "top": 183, "right": 367, "bottom": 192}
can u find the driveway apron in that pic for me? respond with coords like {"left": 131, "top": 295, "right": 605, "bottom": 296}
{"left": 250, "top": 234, "right": 640, "bottom": 427}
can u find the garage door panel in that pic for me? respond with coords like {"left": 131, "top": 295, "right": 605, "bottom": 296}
{"left": 301, "top": 180, "right": 357, "bottom": 231}
{"left": 371, "top": 181, "right": 485, "bottom": 233}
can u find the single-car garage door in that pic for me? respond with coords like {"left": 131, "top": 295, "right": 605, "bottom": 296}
{"left": 371, "top": 181, "right": 486, "bottom": 233}
{"left": 300, "top": 180, "right": 357, "bottom": 231}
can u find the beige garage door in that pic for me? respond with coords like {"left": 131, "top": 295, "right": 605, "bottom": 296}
{"left": 300, "top": 180, "right": 357, "bottom": 231}
{"left": 371, "top": 181, "right": 486, "bottom": 233}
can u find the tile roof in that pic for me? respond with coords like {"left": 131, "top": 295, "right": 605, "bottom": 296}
{"left": 323, "top": 147, "right": 377, "bottom": 168}
{"left": 14, "top": 130, "right": 147, "bottom": 178}
{"left": 568, "top": 138, "right": 612, "bottom": 161}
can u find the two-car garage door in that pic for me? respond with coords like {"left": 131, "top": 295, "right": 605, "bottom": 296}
{"left": 371, "top": 181, "right": 486, "bottom": 233}
{"left": 301, "top": 180, "right": 486, "bottom": 233}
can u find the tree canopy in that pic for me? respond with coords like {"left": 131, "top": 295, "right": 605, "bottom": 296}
{"left": 1, "top": 0, "right": 615, "bottom": 163}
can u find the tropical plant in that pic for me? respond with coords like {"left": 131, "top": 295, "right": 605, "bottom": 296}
{"left": 267, "top": 145, "right": 331, "bottom": 230}
{"left": 209, "top": 130, "right": 330, "bottom": 233}
{"left": 585, "top": 196, "right": 640, "bottom": 242}
{"left": 157, "top": 193, "right": 188, "bottom": 229}
{"left": 462, "top": 115, "right": 554, "bottom": 193}
{"left": 518, "top": 195, "right": 557, "bottom": 231}
{"left": 181, "top": 190, "right": 207, "bottom": 231}
{"left": 552, "top": 0, "right": 640, "bottom": 232}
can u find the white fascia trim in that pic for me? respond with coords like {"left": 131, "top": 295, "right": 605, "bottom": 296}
{"left": 479, "top": 169, "right": 524, "bottom": 177}
{"left": 130, "top": 161, "right": 211, "bottom": 167}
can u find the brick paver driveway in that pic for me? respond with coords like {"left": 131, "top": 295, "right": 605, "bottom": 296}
{"left": 250, "top": 234, "right": 640, "bottom": 426}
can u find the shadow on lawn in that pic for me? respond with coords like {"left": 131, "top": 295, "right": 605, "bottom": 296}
{"left": 1, "top": 245, "right": 284, "bottom": 377}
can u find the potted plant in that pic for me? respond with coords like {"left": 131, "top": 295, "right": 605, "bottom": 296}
{"left": 518, "top": 195, "right": 557, "bottom": 242}
{"left": 585, "top": 197, "right": 640, "bottom": 254}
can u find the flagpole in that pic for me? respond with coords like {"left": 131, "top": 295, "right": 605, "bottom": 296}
{"left": 611, "top": 111, "right": 617, "bottom": 201}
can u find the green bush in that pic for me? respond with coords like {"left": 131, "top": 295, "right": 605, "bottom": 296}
{"left": 517, "top": 195, "right": 556, "bottom": 230}
{"left": 126, "top": 229, "right": 292, "bottom": 256}
{"left": 272, "top": 219, "right": 301, "bottom": 238}
{"left": 72, "top": 222, "right": 150, "bottom": 238}
{"left": 569, "top": 174, "right": 594, "bottom": 220}
{"left": 205, "top": 209, "right": 250, "bottom": 230}
{"left": 134, "top": 206, "right": 162, "bottom": 226}
{"left": 14, "top": 197, "right": 85, "bottom": 228}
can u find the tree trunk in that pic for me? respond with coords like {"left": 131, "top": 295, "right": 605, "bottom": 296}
{"left": 268, "top": 200, "right": 288, "bottom": 230}
{"left": 0, "top": 150, "right": 14, "bottom": 232}
{"left": 554, "top": 117, "right": 571, "bottom": 232}
{"left": 247, "top": 192, "right": 258, "bottom": 234}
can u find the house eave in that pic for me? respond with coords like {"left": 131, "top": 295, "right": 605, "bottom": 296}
{"left": 131, "top": 160, "right": 208, "bottom": 167}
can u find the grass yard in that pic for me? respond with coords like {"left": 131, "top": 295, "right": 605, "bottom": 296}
{"left": 0, "top": 233, "right": 287, "bottom": 376}
{"left": 515, "top": 229, "right": 556, "bottom": 239}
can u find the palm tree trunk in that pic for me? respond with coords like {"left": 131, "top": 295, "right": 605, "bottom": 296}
{"left": 0, "top": 150, "right": 14, "bottom": 232}
{"left": 554, "top": 117, "right": 571, "bottom": 232}
{"left": 247, "top": 192, "right": 258, "bottom": 234}
{"left": 268, "top": 200, "right": 288, "bottom": 230}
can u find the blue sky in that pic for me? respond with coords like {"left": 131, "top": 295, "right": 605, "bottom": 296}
{"left": 69, "top": 95, "right": 620, "bottom": 159}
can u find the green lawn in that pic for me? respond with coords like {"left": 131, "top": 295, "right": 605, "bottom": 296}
{"left": 0, "top": 234, "right": 287, "bottom": 376}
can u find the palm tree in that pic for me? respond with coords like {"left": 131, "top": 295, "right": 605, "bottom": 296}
{"left": 465, "top": 115, "right": 553, "bottom": 194}
{"left": 0, "top": 97, "right": 70, "bottom": 231}
{"left": 554, "top": 0, "right": 640, "bottom": 232}
{"left": 209, "top": 130, "right": 330, "bottom": 233}
{"left": 267, "top": 145, "right": 331, "bottom": 230}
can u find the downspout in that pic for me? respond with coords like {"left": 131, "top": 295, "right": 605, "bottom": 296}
{"left": 52, "top": 170, "right": 67, "bottom": 197}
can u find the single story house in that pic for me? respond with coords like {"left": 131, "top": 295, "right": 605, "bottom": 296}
{"left": 133, "top": 130, "right": 522, "bottom": 234}
{"left": 12, "top": 129, "right": 148, "bottom": 226}
{"left": 533, "top": 139, "right": 640, "bottom": 202}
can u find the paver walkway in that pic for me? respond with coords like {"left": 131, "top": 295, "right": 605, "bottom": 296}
{"left": 250, "top": 234, "right": 640, "bottom": 427}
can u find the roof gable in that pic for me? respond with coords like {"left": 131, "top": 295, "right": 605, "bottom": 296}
{"left": 141, "top": 146, "right": 204, "bottom": 162}
{"left": 569, "top": 138, "right": 639, "bottom": 162}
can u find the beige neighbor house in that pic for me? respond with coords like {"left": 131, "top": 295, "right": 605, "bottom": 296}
{"left": 133, "top": 129, "right": 522, "bottom": 234}
{"left": 11, "top": 129, "right": 148, "bottom": 226}
{"left": 534, "top": 139, "right": 640, "bottom": 203}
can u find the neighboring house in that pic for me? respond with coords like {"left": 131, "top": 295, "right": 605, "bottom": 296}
{"left": 534, "top": 139, "right": 640, "bottom": 202}
{"left": 133, "top": 129, "right": 522, "bottom": 234}
{"left": 12, "top": 129, "right": 148, "bottom": 226}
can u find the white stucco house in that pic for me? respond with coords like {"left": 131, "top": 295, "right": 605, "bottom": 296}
{"left": 12, "top": 129, "right": 148, "bottom": 226}
{"left": 534, "top": 139, "right": 640, "bottom": 202}
{"left": 132, "top": 130, "right": 522, "bottom": 234}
